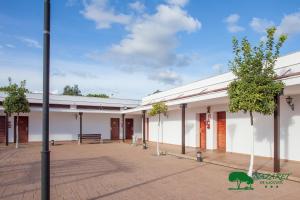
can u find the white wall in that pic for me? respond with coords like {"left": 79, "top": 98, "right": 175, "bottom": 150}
{"left": 280, "top": 94, "right": 300, "bottom": 161}
{"left": 147, "top": 95, "right": 300, "bottom": 161}
{"left": 3, "top": 112, "right": 142, "bottom": 142}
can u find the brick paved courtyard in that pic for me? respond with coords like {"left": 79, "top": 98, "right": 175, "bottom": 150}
{"left": 0, "top": 142, "right": 299, "bottom": 200}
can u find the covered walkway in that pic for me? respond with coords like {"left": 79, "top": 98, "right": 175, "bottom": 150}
{"left": 146, "top": 142, "right": 300, "bottom": 179}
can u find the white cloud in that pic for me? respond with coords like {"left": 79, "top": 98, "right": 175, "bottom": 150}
{"left": 277, "top": 12, "right": 300, "bottom": 36}
{"left": 212, "top": 63, "right": 223, "bottom": 74}
{"left": 148, "top": 70, "right": 182, "bottom": 85}
{"left": 101, "top": 2, "right": 201, "bottom": 71}
{"left": 224, "top": 14, "right": 244, "bottom": 33}
{"left": 250, "top": 17, "right": 274, "bottom": 33}
{"left": 5, "top": 44, "right": 15, "bottom": 48}
{"left": 66, "top": 0, "right": 78, "bottom": 7}
{"left": 129, "top": 1, "right": 145, "bottom": 13}
{"left": 81, "top": 0, "right": 131, "bottom": 29}
{"left": 0, "top": 52, "right": 168, "bottom": 98}
{"left": 167, "top": 0, "right": 189, "bottom": 7}
{"left": 17, "top": 37, "right": 42, "bottom": 48}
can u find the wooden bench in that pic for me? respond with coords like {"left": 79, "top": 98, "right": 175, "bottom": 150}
{"left": 78, "top": 134, "right": 102, "bottom": 144}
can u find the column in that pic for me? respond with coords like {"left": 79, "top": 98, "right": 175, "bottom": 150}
{"left": 79, "top": 112, "right": 83, "bottom": 144}
{"left": 181, "top": 103, "right": 187, "bottom": 154}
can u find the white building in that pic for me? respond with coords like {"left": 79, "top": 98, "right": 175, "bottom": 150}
{"left": 1, "top": 51, "right": 300, "bottom": 162}
{"left": 0, "top": 94, "right": 142, "bottom": 143}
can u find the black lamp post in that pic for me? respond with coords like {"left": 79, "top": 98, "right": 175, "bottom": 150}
{"left": 41, "top": 0, "right": 51, "bottom": 199}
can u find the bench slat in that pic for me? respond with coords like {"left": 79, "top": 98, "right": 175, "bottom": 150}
{"left": 78, "top": 134, "right": 102, "bottom": 143}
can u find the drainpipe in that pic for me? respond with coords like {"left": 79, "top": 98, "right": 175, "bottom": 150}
{"left": 181, "top": 103, "right": 187, "bottom": 154}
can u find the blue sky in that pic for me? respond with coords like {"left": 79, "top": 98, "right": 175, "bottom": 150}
{"left": 0, "top": 0, "right": 300, "bottom": 99}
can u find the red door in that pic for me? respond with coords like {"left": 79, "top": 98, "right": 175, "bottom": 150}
{"left": 0, "top": 116, "right": 6, "bottom": 143}
{"left": 111, "top": 118, "right": 120, "bottom": 140}
{"left": 14, "top": 116, "right": 29, "bottom": 143}
{"left": 125, "top": 119, "right": 134, "bottom": 139}
{"left": 217, "top": 112, "right": 226, "bottom": 151}
{"left": 199, "top": 113, "right": 206, "bottom": 150}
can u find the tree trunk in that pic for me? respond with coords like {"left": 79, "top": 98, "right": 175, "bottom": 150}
{"left": 248, "top": 111, "right": 254, "bottom": 177}
{"left": 237, "top": 180, "right": 241, "bottom": 189}
{"left": 156, "top": 114, "right": 160, "bottom": 156}
{"left": 16, "top": 114, "right": 19, "bottom": 149}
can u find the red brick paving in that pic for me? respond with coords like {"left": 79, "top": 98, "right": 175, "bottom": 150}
{"left": 0, "top": 142, "right": 300, "bottom": 200}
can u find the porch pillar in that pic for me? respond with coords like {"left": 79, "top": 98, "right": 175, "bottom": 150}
{"left": 274, "top": 94, "right": 280, "bottom": 172}
{"left": 181, "top": 103, "right": 187, "bottom": 154}
{"left": 122, "top": 114, "right": 125, "bottom": 142}
{"left": 79, "top": 112, "right": 83, "bottom": 144}
{"left": 142, "top": 110, "right": 146, "bottom": 149}
{"left": 5, "top": 113, "right": 8, "bottom": 146}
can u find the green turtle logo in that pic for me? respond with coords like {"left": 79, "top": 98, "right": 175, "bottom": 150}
{"left": 228, "top": 171, "right": 254, "bottom": 190}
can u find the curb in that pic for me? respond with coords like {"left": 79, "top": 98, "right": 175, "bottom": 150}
{"left": 166, "top": 152, "right": 300, "bottom": 183}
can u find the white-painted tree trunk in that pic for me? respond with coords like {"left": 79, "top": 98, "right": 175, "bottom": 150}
{"left": 248, "top": 116, "right": 254, "bottom": 177}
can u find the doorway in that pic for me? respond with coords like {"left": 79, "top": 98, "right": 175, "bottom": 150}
{"left": 199, "top": 113, "right": 206, "bottom": 150}
{"left": 14, "top": 116, "right": 29, "bottom": 143}
{"left": 111, "top": 118, "right": 120, "bottom": 140}
{"left": 125, "top": 118, "right": 134, "bottom": 139}
{"left": 0, "top": 116, "right": 6, "bottom": 143}
{"left": 217, "top": 112, "right": 226, "bottom": 151}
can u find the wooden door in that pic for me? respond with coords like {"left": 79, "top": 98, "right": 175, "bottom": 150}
{"left": 217, "top": 112, "right": 226, "bottom": 151}
{"left": 0, "top": 116, "right": 6, "bottom": 143}
{"left": 125, "top": 118, "right": 134, "bottom": 139}
{"left": 14, "top": 116, "right": 29, "bottom": 143}
{"left": 111, "top": 118, "right": 120, "bottom": 140}
{"left": 199, "top": 113, "right": 206, "bottom": 150}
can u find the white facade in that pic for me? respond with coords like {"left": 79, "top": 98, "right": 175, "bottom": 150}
{"left": 136, "top": 52, "right": 300, "bottom": 162}
{"left": 146, "top": 95, "right": 300, "bottom": 161}
{"left": 0, "top": 111, "right": 142, "bottom": 143}
{"left": 0, "top": 94, "right": 142, "bottom": 143}
{"left": 1, "top": 52, "right": 300, "bottom": 162}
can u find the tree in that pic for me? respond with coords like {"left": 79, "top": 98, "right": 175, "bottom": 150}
{"left": 63, "top": 84, "right": 82, "bottom": 96}
{"left": 0, "top": 86, "right": 11, "bottom": 92}
{"left": 228, "top": 171, "right": 254, "bottom": 190}
{"left": 228, "top": 27, "right": 287, "bottom": 176}
{"left": 86, "top": 93, "right": 109, "bottom": 98}
{"left": 148, "top": 102, "right": 168, "bottom": 156}
{"left": 3, "top": 78, "right": 30, "bottom": 148}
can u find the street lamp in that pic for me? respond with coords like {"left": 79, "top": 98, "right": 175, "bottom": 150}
{"left": 41, "top": 0, "right": 51, "bottom": 199}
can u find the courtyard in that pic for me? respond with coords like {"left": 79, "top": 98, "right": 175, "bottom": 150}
{"left": 0, "top": 142, "right": 299, "bottom": 200}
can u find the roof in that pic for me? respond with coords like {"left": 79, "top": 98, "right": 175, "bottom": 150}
{"left": 142, "top": 51, "right": 300, "bottom": 105}
{"left": 0, "top": 92, "right": 140, "bottom": 108}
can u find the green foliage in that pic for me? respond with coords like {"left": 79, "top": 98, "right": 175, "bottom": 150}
{"left": 0, "top": 86, "right": 11, "bottom": 92}
{"left": 3, "top": 78, "right": 30, "bottom": 115}
{"left": 228, "top": 27, "right": 287, "bottom": 120}
{"left": 229, "top": 171, "right": 254, "bottom": 189}
{"left": 63, "top": 84, "right": 82, "bottom": 96}
{"left": 86, "top": 93, "right": 109, "bottom": 98}
{"left": 148, "top": 102, "right": 168, "bottom": 117}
